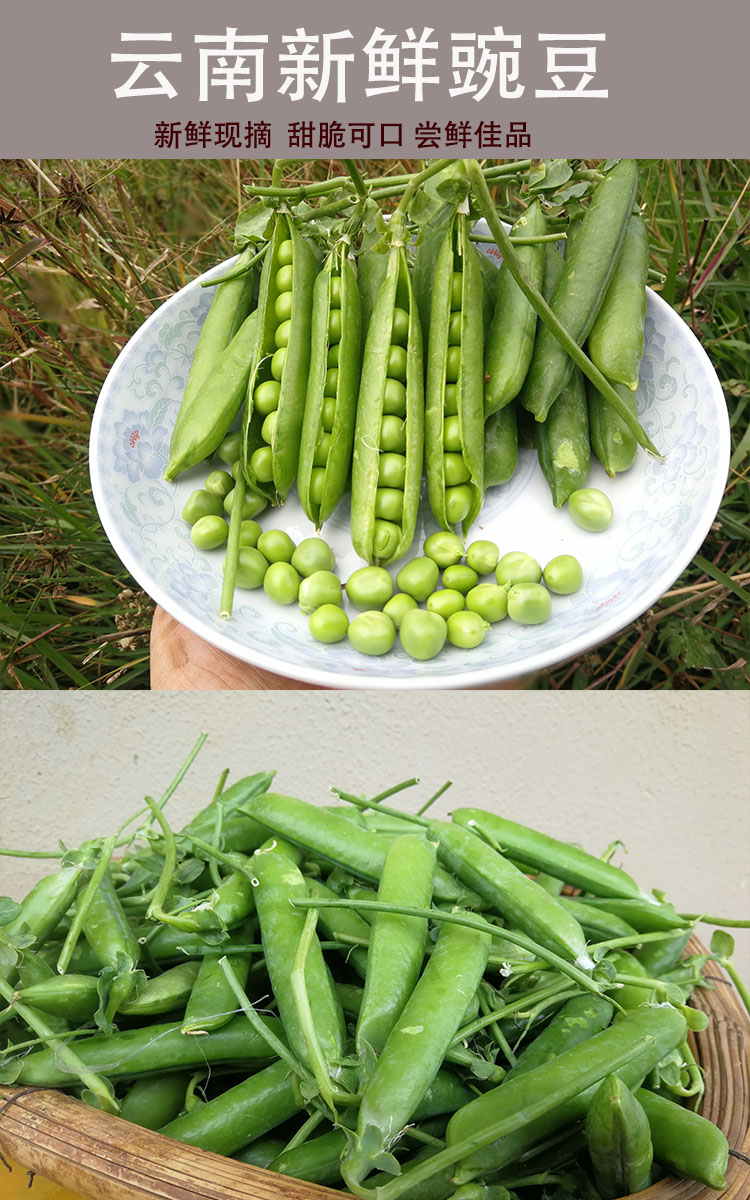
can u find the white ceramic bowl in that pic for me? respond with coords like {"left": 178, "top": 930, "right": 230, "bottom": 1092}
{"left": 90, "top": 235, "right": 730, "bottom": 689}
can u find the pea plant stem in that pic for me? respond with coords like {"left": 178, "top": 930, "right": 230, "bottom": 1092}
{"left": 464, "top": 159, "right": 662, "bottom": 458}
{"left": 200, "top": 242, "right": 268, "bottom": 289}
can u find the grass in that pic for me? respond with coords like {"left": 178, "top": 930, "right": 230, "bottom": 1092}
{"left": 1, "top": 158, "right": 748, "bottom": 689}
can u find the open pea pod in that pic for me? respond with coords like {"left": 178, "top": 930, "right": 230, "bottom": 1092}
{"left": 350, "top": 233, "right": 424, "bottom": 565}
{"left": 241, "top": 211, "right": 319, "bottom": 504}
{"left": 298, "top": 241, "right": 362, "bottom": 527}
{"left": 425, "top": 213, "right": 484, "bottom": 536}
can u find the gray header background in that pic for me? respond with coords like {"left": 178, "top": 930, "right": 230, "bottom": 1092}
{"left": 2, "top": 0, "right": 748, "bottom": 157}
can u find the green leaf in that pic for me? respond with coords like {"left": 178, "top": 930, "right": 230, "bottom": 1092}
{"left": 528, "top": 159, "right": 574, "bottom": 194}
{"left": 234, "top": 202, "right": 274, "bottom": 250}
{"left": 679, "top": 1005, "right": 709, "bottom": 1031}
{"left": 0, "top": 897, "right": 22, "bottom": 927}
{"left": 710, "top": 929, "right": 735, "bottom": 958}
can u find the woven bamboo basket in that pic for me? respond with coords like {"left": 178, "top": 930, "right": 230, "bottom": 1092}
{"left": 1, "top": 938, "right": 748, "bottom": 1200}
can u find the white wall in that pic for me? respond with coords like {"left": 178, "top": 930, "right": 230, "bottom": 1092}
{"left": 1, "top": 693, "right": 748, "bottom": 976}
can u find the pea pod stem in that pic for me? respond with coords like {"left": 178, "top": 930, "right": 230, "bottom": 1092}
{"left": 679, "top": 913, "right": 750, "bottom": 927}
{"left": 56, "top": 836, "right": 116, "bottom": 974}
{"left": 218, "top": 954, "right": 311, "bottom": 1086}
{"left": 200, "top": 243, "right": 268, "bottom": 289}
{"left": 464, "top": 159, "right": 662, "bottom": 459}
{"left": 291, "top": 898, "right": 611, "bottom": 1007}
{"left": 291, "top": 907, "right": 338, "bottom": 1115}
{"left": 332, "top": 789, "right": 429, "bottom": 827}
{"left": 220, "top": 470, "right": 246, "bottom": 619}
{"left": 454, "top": 980, "right": 575, "bottom": 1046}
{"left": 242, "top": 160, "right": 532, "bottom": 200}
{"left": 471, "top": 232, "right": 565, "bottom": 245}
{"left": 144, "top": 797, "right": 178, "bottom": 925}
{"left": 416, "top": 780, "right": 452, "bottom": 817}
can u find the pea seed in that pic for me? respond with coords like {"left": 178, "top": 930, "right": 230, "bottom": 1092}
{"left": 568, "top": 488, "right": 614, "bottom": 532}
{"left": 232, "top": 547, "right": 268, "bottom": 589}
{"left": 445, "top": 484, "right": 472, "bottom": 525}
{"left": 381, "top": 415, "right": 407, "bottom": 454}
{"left": 274, "top": 319, "right": 292, "bottom": 350}
{"left": 427, "top": 589, "right": 465, "bottom": 620}
{"left": 383, "top": 378, "right": 407, "bottom": 417}
{"left": 223, "top": 487, "right": 268, "bottom": 521}
{"left": 395, "top": 556, "right": 440, "bottom": 603}
{"left": 465, "top": 540, "right": 500, "bottom": 576}
{"left": 298, "top": 570, "right": 342, "bottom": 615}
{"left": 443, "top": 415, "right": 462, "bottom": 453}
{"left": 328, "top": 310, "right": 342, "bottom": 345}
{"left": 239, "top": 520, "right": 262, "bottom": 548}
{"left": 321, "top": 398, "right": 336, "bottom": 433}
{"left": 204, "top": 470, "right": 234, "bottom": 499}
{"left": 347, "top": 611, "right": 395, "bottom": 656}
{"left": 443, "top": 453, "right": 470, "bottom": 487}
{"left": 291, "top": 538, "right": 335, "bottom": 577}
{"left": 217, "top": 430, "right": 242, "bottom": 465}
{"left": 391, "top": 307, "right": 409, "bottom": 346}
{"left": 383, "top": 592, "right": 418, "bottom": 631}
{"left": 327, "top": 343, "right": 341, "bottom": 368}
{"left": 274, "top": 291, "right": 293, "bottom": 322}
{"left": 507, "top": 582, "right": 552, "bottom": 625}
{"left": 443, "top": 384, "right": 458, "bottom": 416}
{"left": 324, "top": 368, "right": 339, "bottom": 397}
{"left": 277, "top": 239, "right": 294, "bottom": 266}
{"left": 346, "top": 565, "right": 394, "bottom": 611}
{"left": 257, "top": 529, "right": 295, "bottom": 564}
{"left": 496, "top": 552, "right": 542, "bottom": 586}
{"left": 309, "top": 467, "right": 326, "bottom": 506}
{"left": 261, "top": 411, "right": 277, "bottom": 444}
{"left": 447, "top": 610, "right": 489, "bottom": 649}
{"left": 450, "top": 272, "right": 463, "bottom": 310}
{"left": 399, "top": 609, "right": 447, "bottom": 661}
{"left": 445, "top": 346, "right": 461, "bottom": 384}
{"left": 313, "top": 432, "right": 332, "bottom": 468}
{"left": 378, "top": 452, "right": 407, "bottom": 490}
{"left": 182, "top": 489, "right": 223, "bottom": 525}
{"left": 387, "top": 345, "right": 408, "bottom": 382}
{"left": 190, "top": 515, "right": 228, "bottom": 551}
{"left": 466, "top": 583, "right": 508, "bottom": 623}
{"left": 309, "top": 604, "right": 349, "bottom": 644}
{"left": 373, "top": 520, "right": 400, "bottom": 561}
{"left": 271, "top": 347, "right": 287, "bottom": 381}
{"left": 442, "top": 564, "right": 479, "bottom": 595}
{"left": 448, "top": 312, "right": 462, "bottom": 346}
{"left": 263, "top": 561, "right": 300, "bottom": 605}
{"left": 423, "top": 531, "right": 464, "bottom": 568}
{"left": 254, "top": 379, "right": 281, "bottom": 416}
{"left": 543, "top": 555, "right": 584, "bottom": 595}
{"left": 329, "top": 276, "right": 342, "bottom": 307}
{"left": 375, "top": 487, "right": 404, "bottom": 523}
{"left": 249, "top": 446, "right": 274, "bottom": 484}
{"left": 276, "top": 263, "right": 294, "bottom": 291}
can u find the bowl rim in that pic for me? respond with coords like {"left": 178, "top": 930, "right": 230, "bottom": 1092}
{"left": 90, "top": 258, "right": 731, "bottom": 690}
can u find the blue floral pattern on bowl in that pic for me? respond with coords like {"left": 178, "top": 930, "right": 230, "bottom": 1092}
{"left": 90, "top": 249, "right": 730, "bottom": 689}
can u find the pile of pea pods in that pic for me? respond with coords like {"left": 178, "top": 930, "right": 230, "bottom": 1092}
{"left": 164, "top": 158, "right": 657, "bottom": 625}
{"left": 1, "top": 751, "right": 744, "bottom": 1199}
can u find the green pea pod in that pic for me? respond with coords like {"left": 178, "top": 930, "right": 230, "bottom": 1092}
{"left": 298, "top": 242, "right": 362, "bottom": 527}
{"left": 140, "top": 920, "right": 257, "bottom": 965}
{"left": 505, "top": 995, "right": 614, "bottom": 1082}
{"left": 425, "top": 214, "right": 485, "bottom": 535}
{"left": 16, "top": 974, "right": 100, "bottom": 1022}
{"left": 119, "top": 1072, "right": 188, "bottom": 1131}
{"left": 305, "top": 877, "right": 371, "bottom": 980}
{"left": 484, "top": 402, "right": 518, "bottom": 488}
{"left": 589, "top": 212, "right": 649, "bottom": 391}
{"left": 251, "top": 848, "right": 345, "bottom": 1073}
{"left": 159, "top": 1059, "right": 300, "bottom": 1156}
{"left": 537, "top": 367, "right": 590, "bottom": 507}
{"left": 586, "top": 1074, "right": 653, "bottom": 1198}
{"left": 118, "top": 960, "right": 199, "bottom": 1016}
{"left": 233, "top": 1137, "right": 287, "bottom": 1168}
{"left": 636, "top": 1087, "right": 728, "bottom": 1189}
{"left": 608, "top": 950, "right": 656, "bottom": 1011}
{"left": 342, "top": 916, "right": 492, "bottom": 1189}
{"left": 484, "top": 201, "right": 547, "bottom": 416}
{"left": 181, "top": 952, "right": 250, "bottom": 1034}
{"left": 272, "top": 1127, "right": 347, "bottom": 1186}
{"left": 356, "top": 834, "right": 436, "bottom": 1059}
{"left": 4, "top": 864, "right": 84, "bottom": 954}
{"left": 446, "top": 1005, "right": 686, "bottom": 1178}
{"left": 557, "top": 896, "right": 638, "bottom": 942}
{"left": 14, "top": 1012, "right": 282, "bottom": 1085}
{"left": 588, "top": 375, "right": 639, "bottom": 476}
{"left": 242, "top": 212, "right": 319, "bottom": 503}
{"left": 451, "top": 808, "right": 650, "bottom": 902}
{"left": 164, "top": 310, "right": 258, "bottom": 481}
{"left": 634, "top": 928, "right": 692, "bottom": 977}
{"left": 574, "top": 897, "right": 690, "bottom": 933}
{"left": 351, "top": 240, "right": 424, "bottom": 565}
{"left": 155, "top": 869, "right": 255, "bottom": 935}
{"left": 82, "top": 876, "right": 139, "bottom": 971}
{"left": 520, "top": 160, "right": 639, "bottom": 421}
{"left": 165, "top": 247, "right": 256, "bottom": 480}
{"left": 180, "top": 771, "right": 275, "bottom": 853}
